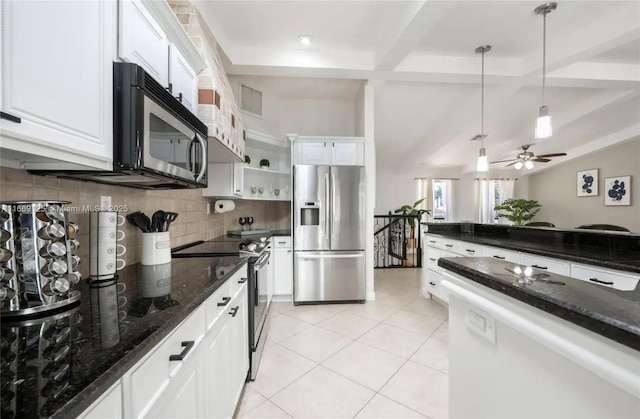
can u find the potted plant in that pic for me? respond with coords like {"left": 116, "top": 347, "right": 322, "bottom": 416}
{"left": 494, "top": 198, "right": 542, "bottom": 226}
{"left": 394, "top": 198, "right": 430, "bottom": 247}
{"left": 259, "top": 159, "right": 270, "bottom": 169}
{"left": 244, "top": 155, "right": 251, "bottom": 165}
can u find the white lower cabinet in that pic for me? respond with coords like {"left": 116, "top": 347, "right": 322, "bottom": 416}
{"left": 128, "top": 305, "right": 206, "bottom": 418}
{"left": 228, "top": 282, "right": 249, "bottom": 414}
{"left": 82, "top": 266, "right": 249, "bottom": 419}
{"left": 273, "top": 237, "right": 293, "bottom": 299}
{"left": 484, "top": 246, "right": 520, "bottom": 264}
{"left": 145, "top": 350, "right": 204, "bottom": 419}
{"left": 203, "top": 306, "right": 231, "bottom": 418}
{"left": 519, "top": 253, "right": 570, "bottom": 276}
{"left": 80, "top": 382, "right": 122, "bottom": 419}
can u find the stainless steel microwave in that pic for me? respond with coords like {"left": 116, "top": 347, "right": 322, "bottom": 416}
{"left": 30, "top": 62, "right": 208, "bottom": 189}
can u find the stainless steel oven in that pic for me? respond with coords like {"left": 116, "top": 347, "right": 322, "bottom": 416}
{"left": 248, "top": 250, "right": 270, "bottom": 381}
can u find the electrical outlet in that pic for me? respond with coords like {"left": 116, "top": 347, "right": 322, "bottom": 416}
{"left": 206, "top": 202, "right": 211, "bottom": 215}
{"left": 100, "top": 195, "right": 112, "bottom": 211}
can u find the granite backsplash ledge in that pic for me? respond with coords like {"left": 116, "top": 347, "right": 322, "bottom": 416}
{"left": 0, "top": 167, "right": 290, "bottom": 276}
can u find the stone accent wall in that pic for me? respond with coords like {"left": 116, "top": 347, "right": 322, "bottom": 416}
{"left": 168, "top": 0, "right": 245, "bottom": 157}
{"left": 0, "top": 167, "right": 290, "bottom": 277}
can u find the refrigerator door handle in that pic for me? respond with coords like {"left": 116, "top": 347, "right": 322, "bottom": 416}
{"left": 298, "top": 253, "right": 364, "bottom": 259}
{"left": 331, "top": 172, "right": 336, "bottom": 242}
{"left": 325, "top": 172, "right": 330, "bottom": 234}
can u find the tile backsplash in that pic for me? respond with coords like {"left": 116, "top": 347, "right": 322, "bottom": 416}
{"left": 0, "top": 167, "right": 290, "bottom": 277}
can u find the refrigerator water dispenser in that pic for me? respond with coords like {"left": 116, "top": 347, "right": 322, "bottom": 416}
{"left": 300, "top": 202, "right": 320, "bottom": 226}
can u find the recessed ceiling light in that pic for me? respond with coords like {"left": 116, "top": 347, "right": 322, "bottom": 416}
{"left": 298, "top": 35, "right": 313, "bottom": 46}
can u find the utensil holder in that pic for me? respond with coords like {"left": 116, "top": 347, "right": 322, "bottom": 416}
{"left": 141, "top": 232, "right": 171, "bottom": 265}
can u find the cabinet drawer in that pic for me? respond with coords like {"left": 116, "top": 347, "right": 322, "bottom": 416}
{"left": 424, "top": 235, "right": 441, "bottom": 249}
{"left": 485, "top": 246, "right": 520, "bottom": 264}
{"left": 425, "top": 271, "right": 448, "bottom": 303}
{"left": 81, "top": 381, "right": 122, "bottom": 419}
{"left": 457, "top": 242, "right": 485, "bottom": 257}
{"left": 273, "top": 236, "right": 292, "bottom": 248}
{"left": 426, "top": 247, "right": 441, "bottom": 271}
{"left": 205, "top": 280, "right": 233, "bottom": 330}
{"left": 570, "top": 264, "right": 639, "bottom": 291}
{"left": 520, "top": 254, "right": 570, "bottom": 276}
{"left": 129, "top": 305, "right": 205, "bottom": 417}
{"left": 228, "top": 264, "right": 249, "bottom": 300}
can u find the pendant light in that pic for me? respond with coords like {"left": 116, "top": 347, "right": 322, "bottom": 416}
{"left": 534, "top": 2, "right": 557, "bottom": 139}
{"left": 475, "top": 45, "right": 491, "bottom": 172}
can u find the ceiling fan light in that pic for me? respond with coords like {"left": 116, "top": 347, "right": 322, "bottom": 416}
{"left": 525, "top": 160, "right": 535, "bottom": 170}
{"left": 477, "top": 148, "right": 489, "bottom": 172}
{"left": 514, "top": 161, "right": 524, "bottom": 170}
{"left": 535, "top": 106, "right": 552, "bottom": 139}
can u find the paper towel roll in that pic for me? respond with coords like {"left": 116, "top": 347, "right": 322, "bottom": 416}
{"left": 214, "top": 200, "right": 235, "bottom": 214}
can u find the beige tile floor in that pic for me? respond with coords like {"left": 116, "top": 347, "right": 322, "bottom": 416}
{"left": 234, "top": 268, "right": 449, "bottom": 419}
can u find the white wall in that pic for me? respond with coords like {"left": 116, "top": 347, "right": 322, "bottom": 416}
{"left": 374, "top": 169, "right": 417, "bottom": 215}
{"left": 354, "top": 82, "right": 365, "bottom": 137}
{"left": 527, "top": 138, "right": 640, "bottom": 232}
{"left": 228, "top": 75, "right": 357, "bottom": 138}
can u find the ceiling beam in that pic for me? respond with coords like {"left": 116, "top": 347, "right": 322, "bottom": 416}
{"left": 521, "top": 3, "right": 640, "bottom": 77}
{"left": 374, "top": 1, "right": 456, "bottom": 71}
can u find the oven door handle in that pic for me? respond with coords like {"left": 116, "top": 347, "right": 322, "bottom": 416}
{"left": 253, "top": 251, "right": 271, "bottom": 271}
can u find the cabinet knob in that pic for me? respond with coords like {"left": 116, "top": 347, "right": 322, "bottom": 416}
{"left": 429, "top": 282, "right": 436, "bottom": 286}
{"left": 531, "top": 265, "right": 547, "bottom": 270}
{"left": 229, "top": 306, "right": 239, "bottom": 317}
{"left": 238, "top": 277, "right": 247, "bottom": 284}
{"left": 493, "top": 255, "right": 505, "bottom": 260}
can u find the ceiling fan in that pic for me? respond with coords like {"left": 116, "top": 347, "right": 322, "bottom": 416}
{"left": 490, "top": 144, "right": 567, "bottom": 170}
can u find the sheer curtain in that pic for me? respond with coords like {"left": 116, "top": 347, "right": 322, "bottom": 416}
{"left": 476, "top": 180, "right": 494, "bottom": 223}
{"left": 476, "top": 179, "right": 516, "bottom": 224}
{"left": 416, "top": 178, "right": 433, "bottom": 216}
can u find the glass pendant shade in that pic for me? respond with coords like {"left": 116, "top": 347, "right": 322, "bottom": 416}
{"left": 514, "top": 161, "right": 524, "bottom": 170}
{"left": 525, "top": 160, "right": 535, "bottom": 170}
{"left": 477, "top": 148, "right": 489, "bottom": 172}
{"left": 534, "top": 106, "right": 552, "bottom": 139}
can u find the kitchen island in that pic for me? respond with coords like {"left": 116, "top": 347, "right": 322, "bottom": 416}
{"left": 1, "top": 256, "right": 248, "bottom": 418}
{"left": 439, "top": 257, "right": 640, "bottom": 418}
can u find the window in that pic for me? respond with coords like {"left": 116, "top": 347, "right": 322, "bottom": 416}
{"left": 416, "top": 178, "right": 454, "bottom": 222}
{"left": 240, "top": 84, "right": 262, "bottom": 117}
{"left": 432, "top": 179, "right": 453, "bottom": 221}
{"left": 477, "top": 179, "right": 514, "bottom": 223}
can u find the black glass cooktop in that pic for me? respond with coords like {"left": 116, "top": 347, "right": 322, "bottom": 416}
{"left": 172, "top": 240, "right": 243, "bottom": 257}
{"left": 172, "top": 234, "right": 271, "bottom": 258}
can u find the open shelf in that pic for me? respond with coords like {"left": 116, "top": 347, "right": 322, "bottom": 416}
{"left": 244, "top": 166, "right": 290, "bottom": 176}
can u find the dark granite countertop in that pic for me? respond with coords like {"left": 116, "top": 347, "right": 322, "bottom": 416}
{"left": 423, "top": 223, "right": 640, "bottom": 273}
{"left": 1, "top": 256, "right": 247, "bottom": 419}
{"left": 269, "top": 229, "right": 291, "bottom": 237}
{"left": 439, "top": 257, "right": 640, "bottom": 351}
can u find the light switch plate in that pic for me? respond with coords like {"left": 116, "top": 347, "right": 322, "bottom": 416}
{"left": 100, "top": 195, "right": 111, "bottom": 211}
{"left": 466, "top": 308, "right": 496, "bottom": 344}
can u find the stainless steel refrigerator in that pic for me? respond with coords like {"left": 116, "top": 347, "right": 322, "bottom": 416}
{"left": 293, "top": 165, "right": 366, "bottom": 304}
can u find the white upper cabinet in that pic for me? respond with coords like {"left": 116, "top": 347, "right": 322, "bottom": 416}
{"left": 298, "top": 141, "right": 331, "bottom": 165}
{"left": 0, "top": 0, "right": 116, "bottom": 170}
{"left": 118, "top": 0, "right": 169, "bottom": 87}
{"left": 169, "top": 44, "right": 198, "bottom": 113}
{"left": 293, "top": 137, "right": 365, "bottom": 166}
{"left": 332, "top": 142, "right": 364, "bottom": 165}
